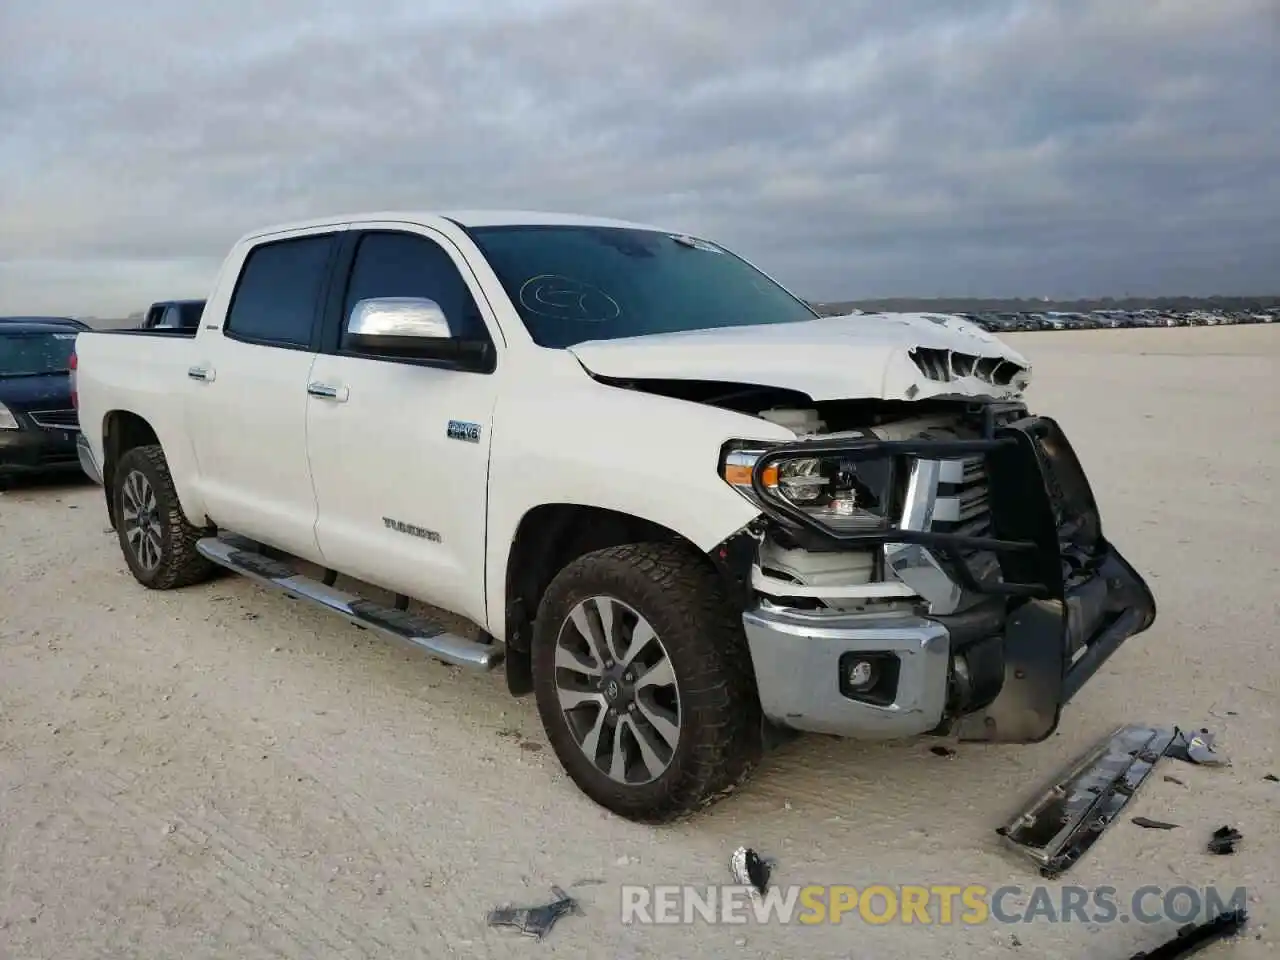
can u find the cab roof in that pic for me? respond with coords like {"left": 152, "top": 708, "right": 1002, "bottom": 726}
{"left": 243, "top": 209, "right": 671, "bottom": 242}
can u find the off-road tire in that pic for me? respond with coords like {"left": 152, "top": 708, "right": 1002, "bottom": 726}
{"left": 531, "top": 541, "right": 763, "bottom": 823}
{"left": 113, "top": 444, "right": 217, "bottom": 590}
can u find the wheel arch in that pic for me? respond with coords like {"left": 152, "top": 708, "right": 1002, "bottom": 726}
{"left": 100, "top": 410, "right": 206, "bottom": 529}
{"left": 500, "top": 503, "right": 746, "bottom": 697}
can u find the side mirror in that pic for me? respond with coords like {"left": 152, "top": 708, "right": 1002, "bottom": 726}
{"left": 345, "top": 297, "right": 454, "bottom": 352}
{"left": 343, "top": 296, "right": 494, "bottom": 371}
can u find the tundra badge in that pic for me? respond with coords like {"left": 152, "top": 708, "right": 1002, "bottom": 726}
{"left": 383, "top": 517, "right": 442, "bottom": 543}
{"left": 447, "top": 420, "right": 481, "bottom": 443}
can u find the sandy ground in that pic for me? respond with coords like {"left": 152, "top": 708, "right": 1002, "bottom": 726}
{"left": 2, "top": 325, "right": 1277, "bottom": 959}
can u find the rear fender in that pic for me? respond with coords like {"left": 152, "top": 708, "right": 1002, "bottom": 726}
{"left": 101, "top": 410, "right": 210, "bottom": 529}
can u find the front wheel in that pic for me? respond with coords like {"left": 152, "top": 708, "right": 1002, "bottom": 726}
{"left": 531, "top": 542, "right": 763, "bottom": 823}
{"left": 112, "top": 444, "right": 217, "bottom": 590}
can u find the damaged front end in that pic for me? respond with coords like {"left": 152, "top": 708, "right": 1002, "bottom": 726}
{"left": 714, "top": 400, "right": 1157, "bottom": 744}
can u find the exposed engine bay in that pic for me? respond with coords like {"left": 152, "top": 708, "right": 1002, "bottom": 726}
{"left": 590, "top": 373, "right": 1000, "bottom": 617}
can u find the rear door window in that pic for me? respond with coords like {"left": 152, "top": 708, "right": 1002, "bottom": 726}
{"left": 225, "top": 234, "right": 337, "bottom": 347}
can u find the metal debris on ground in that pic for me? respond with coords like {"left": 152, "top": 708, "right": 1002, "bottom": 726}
{"left": 1207, "top": 826, "right": 1242, "bottom": 855}
{"left": 486, "top": 886, "right": 581, "bottom": 940}
{"left": 729, "top": 847, "right": 772, "bottom": 901}
{"left": 997, "top": 723, "right": 1237, "bottom": 877}
{"left": 1126, "top": 907, "right": 1247, "bottom": 959}
{"left": 1132, "top": 817, "right": 1180, "bottom": 830}
{"left": 996, "top": 724, "right": 1174, "bottom": 878}
{"left": 1165, "top": 728, "right": 1229, "bottom": 767}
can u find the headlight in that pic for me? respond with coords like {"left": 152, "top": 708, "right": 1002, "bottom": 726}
{"left": 720, "top": 442, "right": 895, "bottom": 532}
{"left": 0, "top": 402, "right": 19, "bottom": 430}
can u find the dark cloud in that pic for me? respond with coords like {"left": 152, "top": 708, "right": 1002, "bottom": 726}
{"left": 1, "top": 0, "right": 1276, "bottom": 314}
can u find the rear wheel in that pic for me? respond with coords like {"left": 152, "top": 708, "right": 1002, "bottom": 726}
{"left": 112, "top": 444, "right": 217, "bottom": 589}
{"left": 531, "top": 542, "right": 762, "bottom": 823}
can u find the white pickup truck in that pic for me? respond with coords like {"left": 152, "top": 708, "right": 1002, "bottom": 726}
{"left": 72, "top": 211, "right": 1156, "bottom": 822}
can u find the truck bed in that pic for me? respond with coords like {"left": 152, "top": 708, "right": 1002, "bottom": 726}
{"left": 73, "top": 328, "right": 202, "bottom": 490}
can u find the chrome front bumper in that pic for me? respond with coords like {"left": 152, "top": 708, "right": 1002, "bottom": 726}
{"left": 742, "top": 604, "right": 952, "bottom": 739}
{"left": 77, "top": 433, "right": 103, "bottom": 485}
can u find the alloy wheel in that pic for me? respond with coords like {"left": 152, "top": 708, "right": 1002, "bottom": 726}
{"left": 553, "top": 595, "right": 682, "bottom": 785}
{"left": 121, "top": 469, "right": 163, "bottom": 571}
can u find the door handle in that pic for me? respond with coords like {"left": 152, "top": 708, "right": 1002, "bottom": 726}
{"left": 307, "top": 382, "right": 349, "bottom": 402}
{"left": 188, "top": 365, "right": 215, "bottom": 382}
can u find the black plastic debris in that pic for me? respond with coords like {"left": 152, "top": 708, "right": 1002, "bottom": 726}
{"left": 1263, "top": 774, "right": 1278, "bottom": 783}
{"left": 487, "top": 886, "right": 581, "bottom": 940}
{"left": 1166, "top": 728, "right": 1229, "bottom": 767}
{"left": 930, "top": 745, "right": 958, "bottom": 758}
{"left": 1207, "top": 826, "right": 1242, "bottom": 855}
{"left": 1132, "top": 817, "right": 1180, "bottom": 830}
{"left": 1127, "top": 907, "right": 1247, "bottom": 959}
{"left": 1162, "top": 775, "right": 1186, "bottom": 786}
{"left": 729, "top": 847, "right": 772, "bottom": 900}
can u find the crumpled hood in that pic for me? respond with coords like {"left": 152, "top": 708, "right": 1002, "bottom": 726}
{"left": 567, "top": 313, "right": 1032, "bottom": 402}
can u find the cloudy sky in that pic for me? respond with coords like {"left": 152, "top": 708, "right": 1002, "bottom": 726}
{"left": 1, "top": 0, "right": 1276, "bottom": 317}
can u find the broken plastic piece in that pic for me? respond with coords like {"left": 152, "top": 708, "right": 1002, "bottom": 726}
{"left": 729, "top": 847, "right": 772, "bottom": 900}
{"left": 486, "top": 886, "right": 581, "bottom": 940}
{"left": 1263, "top": 774, "right": 1278, "bottom": 783}
{"left": 1127, "top": 907, "right": 1247, "bottom": 959}
{"left": 1162, "top": 775, "right": 1185, "bottom": 786}
{"left": 996, "top": 724, "right": 1175, "bottom": 878}
{"left": 930, "top": 745, "right": 957, "bottom": 758}
{"left": 1132, "top": 817, "right": 1179, "bottom": 830}
{"left": 1166, "top": 728, "right": 1229, "bottom": 767}
{"left": 1207, "top": 826, "right": 1241, "bottom": 855}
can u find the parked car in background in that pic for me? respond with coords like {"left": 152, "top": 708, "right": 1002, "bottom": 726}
{"left": 0, "top": 318, "right": 82, "bottom": 485}
{"left": 139, "top": 300, "right": 206, "bottom": 331}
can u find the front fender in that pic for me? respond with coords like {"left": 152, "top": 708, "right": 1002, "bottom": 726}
{"left": 483, "top": 370, "right": 794, "bottom": 638}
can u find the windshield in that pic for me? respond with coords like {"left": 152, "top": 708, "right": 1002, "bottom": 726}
{"left": 465, "top": 225, "right": 817, "bottom": 348}
{"left": 0, "top": 332, "right": 77, "bottom": 377}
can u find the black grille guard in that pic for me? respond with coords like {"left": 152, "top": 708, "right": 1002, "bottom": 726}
{"left": 747, "top": 403, "right": 1158, "bottom": 743}
{"left": 751, "top": 431, "right": 1048, "bottom": 598}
